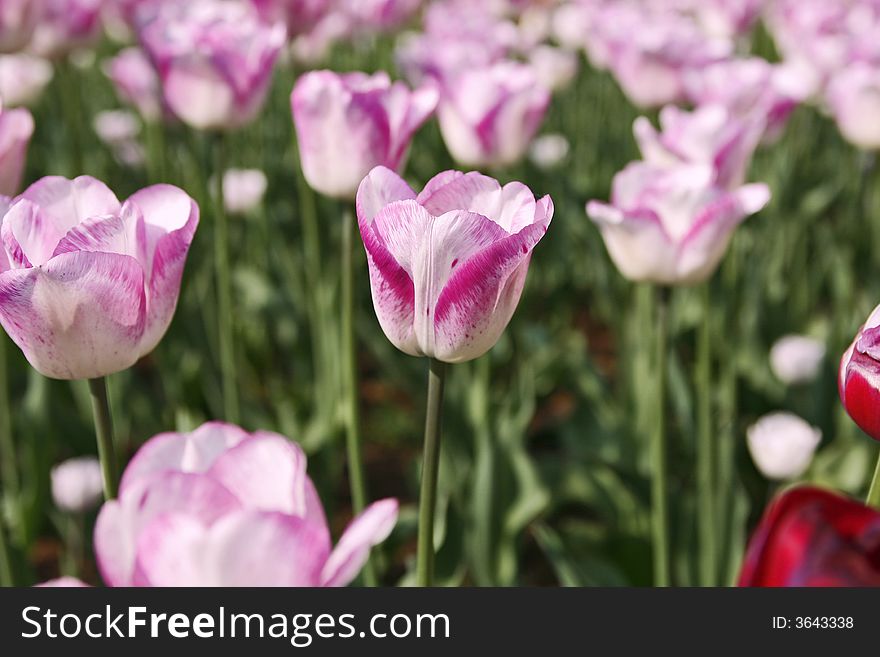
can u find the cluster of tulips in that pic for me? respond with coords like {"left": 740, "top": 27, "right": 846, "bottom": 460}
{"left": 0, "top": 0, "right": 879, "bottom": 588}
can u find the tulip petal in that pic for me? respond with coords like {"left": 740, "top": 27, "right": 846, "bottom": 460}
{"left": 0, "top": 251, "right": 146, "bottom": 379}
{"left": 95, "top": 471, "right": 241, "bottom": 586}
{"left": 19, "top": 175, "right": 121, "bottom": 238}
{"left": 51, "top": 202, "right": 147, "bottom": 265}
{"left": 125, "top": 184, "right": 199, "bottom": 355}
{"left": 417, "top": 170, "right": 500, "bottom": 217}
{"left": 0, "top": 199, "right": 59, "bottom": 267}
{"left": 119, "top": 421, "right": 250, "bottom": 495}
{"left": 356, "top": 166, "right": 416, "bottom": 225}
{"left": 321, "top": 499, "right": 398, "bottom": 587}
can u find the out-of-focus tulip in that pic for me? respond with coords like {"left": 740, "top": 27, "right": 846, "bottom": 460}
{"left": 0, "top": 0, "right": 41, "bottom": 53}
{"left": 586, "top": 162, "right": 770, "bottom": 285}
{"left": 633, "top": 104, "right": 763, "bottom": 189}
{"left": 528, "top": 45, "right": 579, "bottom": 92}
{"left": 250, "top": 0, "right": 331, "bottom": 38}
{"left": 290, "top": 10, "right": 353, "bottom": 66}
{"left": 437, "top": 62, "right": 550, "bottom": 169}
{"left": 340, "top": 0, "right": 421, "bottom": 34}
{"left": 29, "top": 0, "right": 103, "bottom": 59}
{"left": 356, "top": 166, "right": 553, "bottom": 363}
{"left": 827, "top": 63, "right": 880, "bottom": 151}
{"left": 0, "top": 176, "right": 198, "bottom": 379}
{"left": 746, "top": 413, "right": 821, "bottom": 481}
{"left": 738, "top": 486, "right": 880, "bottom": 586}
{"left": 0, "top": 54, "right": 53, "bottom": 107}
{"left": 529, "top": 133, "right": 569, "bottom": 170}
{"left": 770, "top": 334, "right": 826, "bottom": 385}
{"left": 0, "top": 103, "right": 33, "bottom": 195}
{"left": 93, "top": 109, "right": 140, "bottom": 145}
{"left": 36, "top": 576, "right": 90, "bottom": 587}
{"left": 840, "top": 303, "right": 880, "bottom": 440}
{"left": 222, "top": 168, "right": 267, "bottom": 215}
{"left": 139, "top": 0, "right": 286, "bottom": 131}
{"left": 103, "top": 47, "right": 163, "bottom": 122}
{"left": 291, "top": 70, "right": 438, "bottom": 199}
{"left": 51, "top": 456, "right": 104, "bottom": 513}
{"left": 94, "top": 422, "right": 398, "bottom": 586}
{"left": 678, "top": 0, "right": 765, "bottom": 40}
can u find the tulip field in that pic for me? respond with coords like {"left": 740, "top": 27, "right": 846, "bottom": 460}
{"left": 1, "top": 0, "right": 880, "bottom": 591}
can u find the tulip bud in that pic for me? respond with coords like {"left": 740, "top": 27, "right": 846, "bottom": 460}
{"left": 746, "top": 413, "right": 821, "bottom": 481}
{"left": 769, "top": 334, "right": 826, "bottom": 385}
{"left": 51, "top": 456, "right": 103, "bottom": 513}
{"left": 356, "top": 166, "right": 553, "bottom": 363}
{"left": 291, "top": 70, "right": 438, "bottom": 199}
{"left": 0, "top": 102, "right": 33, "bottom": 196}
{"left": 221, "top": 168, "right": 267, "bottom": 215}
{"left": 0, "top": 54, "right": 53, "bottom": 108}
{"left": 0, "top": 0, "right": 41, "bottom": 54}
{"left": 102, "top": 47, "right": 163, "bottom": 123}
{"left": 839, "top": 303, "right": 880, "bottom": 440}
{"left": 29, "top": 0, "right": 103, "bottom": 59}
{"left": 827, "top": 64, "right": 880, "bottom": 151}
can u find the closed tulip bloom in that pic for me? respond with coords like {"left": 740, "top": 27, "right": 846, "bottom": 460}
{"left": 356, "top": 166, "right": 553, "bottom": 362}
{"left": 340, "top": 0, "right": 422, "bottom": 33}
{"left": 29, "top": 0, "right": 103, "bottom": 59}
{"left": 528, "top": 45, "right": 579, "bottom": 92}
{"left": 139, "top": 0, "right": 286, "bottom": 131}
{"left": 94, "top": 422, "right": 398, "bottom": 586}
{"left": 770, "top": 334, "right": 826, "bottom": 385}
{"left": 586, "top": 162, "right": 770, "bottom": 285}
{"left": 250, "top": 0, "right": 332, "bottom": 38}
{"left": 291, "top": 70, "right": 438, "bottom": 199}
{"left": 840, "top": 303, "right": 880, "bottom": 440}
{"left": 827, "top": 63, "right": 880, "bottom": 151}
{"left": 738, "top": 487, "right": 880, "bottom": 586}
{"left": 103, "top": 47, "right": 163, "bottom": 122}
{"left": 0, "top": 0, "right": 41, "bottom": 53}
{"left": 0, "top": 54, "right": 53, "bottom": 107}
{"left": 51, "top": 456, "right": 103, "bottom": 513}
{"left": 222, "top": 168, "right": 267, "bottom": 215}
{"left": 746, "top": 413, "right": 821, "bottom": 481}
{"left": 437, "top": 62, "right": 550, "bottom": 169}
{"left": 633, "top": 104, "right": 763, "bottom": 190}
{"left": 0, "top": 176, "right": 198, "bottom": 379}
{"left": 0, "top": 103, "right": 33, "bottom": 195}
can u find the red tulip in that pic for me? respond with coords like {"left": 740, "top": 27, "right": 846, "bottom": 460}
{"left": 738, "top": 486, "right": 880, "bottom": 587}
{"left": 839, "top": 303, "right": 880, "bottom": 440}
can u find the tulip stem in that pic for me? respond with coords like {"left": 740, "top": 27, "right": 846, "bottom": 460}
{"left": 213, "top": 133, "right": 239, "bottom": 424}
{"left": 866, "top": 450, "right": 880, "bottom": 509}
{"left": 0, "top": 516, "right": 11, "bottom": 586}
{"left": 696, "top": 283, "right": 716, "bottom": 586}
{"left": 341, "top": 207, "right": 376, "bottom": 586}
{"left": 651, "top": 286, "right": 671, "bottom": 587}
{"left": 88, "top": 377, "right": 118, "bottom": 500}
{"left": 0, "top": 336, "right": 18, "bottom": 509}
{"left": 417, "top": 358, "right": 447, "bottom": 587}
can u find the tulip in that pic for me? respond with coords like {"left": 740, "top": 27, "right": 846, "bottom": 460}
{"left": 139, "top": 0, "right": 286, "bottom": 131}
{"left": 586, "top": 162, "right": 770, "bottom": 285}
{"left": 746, "top": 413, "right": 822, "bottom": 481}
{"left": 250, "top": 0, "right": 332, "bottom": 38}
{"left": 29, "top": 0, "right": 103, "bottom": 59}
{"left": 94, "top": 422, "right": 398, "bottom": 586}
{"left": 290, "top": 11, "right": 353, "bottom": 66}
{"left": 102, "top": 47, "right": 163, "bottom": 123}
{"left": 221, "top": 168, "right": 267, "bottom": 215}
{"left": 51, "top": 456, "right": 104, "bottom": 513}
{"left": 839, "top": 303, "right": 880, "bottom": 441}
{"left": 291, "top": 70, "right": 438, "bottom": 200}
{"left": 826, "top": 63, "right": 880, "bottom": 151}
{"left": 738, "top": 487, "right": 880, "bottom": 586}
{"left": 633, "top": 104, "right": 764, "bottom": 190}
{"left": 436, "top": 62, "right": 550, "bottom": 168}
{"left": 528, "top": 133, "right": 570, "bottom": 170}
{"left": 770, "top": 334, "right": 826, "bottom": 385}
{"left": 679, "top": 0, "right": 764, "bottom": 40}
{"left": 0, "top": 0, "right": 41, "bottom": 54}
{"left": 0, "top": 176, "right": 199, "bottom": 380}
{"left": 0, "top": 103, "right": 33, "bottom": 196}
{"left": 527, "top": 45, "right": 579, "bottom": 93}
{"left": 0, "top": 54, "right": 53, "bottom": 107}
{"left": 340, "top": 0, "right": 422, "bottom": 34}
{"left": 36, "top": 576, "right": 90, "bottom": 587}
{"left": 357, "top": 165, "right": 553, "bottom": 363}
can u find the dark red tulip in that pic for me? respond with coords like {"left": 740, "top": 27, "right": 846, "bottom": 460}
{"left": 738, "top": 486, "right": 880, "bottom": 587}
{"left": 839, "top": 304, "right": 880, "bottom": 441}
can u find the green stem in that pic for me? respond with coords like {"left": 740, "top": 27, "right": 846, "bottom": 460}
{"left": 866, "top": 449, "right": 880, "bottom": 509}
{"left": 0, "top": 517, "right": 11, "bottom": 586}
{"left": 341, "top": 207, "right": 376, "bottom": 586}
{"left": 88, "top": 377, "right": 118, "bottom": 500}
{"left": 651, "top": 286, "right": 671, "bottom": 587}
{"left": 696, "top": 284, "right": 716, "bottom": 586}
{"left": 57, "top": 61, "right": 83, "bottom": 175}
{"left": 417, "top": 358, "right": 447, "bottom": 587}
{"left": 0, "top": 336, "right": 18, "bottom": 505}
{"left": 213, "top": 133, "right": 239, "bottom": 423}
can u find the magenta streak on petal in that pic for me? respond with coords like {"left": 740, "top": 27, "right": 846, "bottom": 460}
{"left": 679, "top": 190, "right": 750, "bottom": 249}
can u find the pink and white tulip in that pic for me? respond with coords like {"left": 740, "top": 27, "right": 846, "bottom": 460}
{"left": 0, "top": 0, "right": 41, "bottom": 54}
{"left": 222, "top": 168, "right": 267, "bottom": 215}
{"left": 94, "top": 422, "right": 398, "bottom": 586}
{"left": 826, "top": 63, "right": 880, "bottom": 151}
{"left": 291, "top": 70, "right": 438, "bottom": 199}
{"left": 250, "top": 0, "right": 332, "bottom": 38}
{"left": 29, "top": 0, "right": 103, "bottom": 59}
{"left": 586, "top": 162, "right": 770, "bottom": 285}
{"left": 840, "top": 303, "right": 880, "bottom": 441}
{"left": 770, "top": 335, "right": 826, "bottom": 385}
{"left": 0, "top": 176, "right": 198, "bottom": 379}
{"left": 356, "top": 166, "right": 553, "bottom": 362}
{"left": 0, "top": 54, "right": 53, "bottom": 107}
{"left": 437, "top": 62, "right": 550, "bottom": 169}
{"left": 139, "top": 0, "right": 286, "bottom": 131}
{"left": 0, "top": 102, "right": 33, "bottom": 195}
{"left": 633, "top": 104, "right": 763, "bottom": 189}
{"left": 746, "top": 413, "right": 822, "bottom": 481}
{"left": 103, "top": 47, "right": 164, "bottom": 123}
{"left": 51, "top": 456, "right": 104, "bottom": 513}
